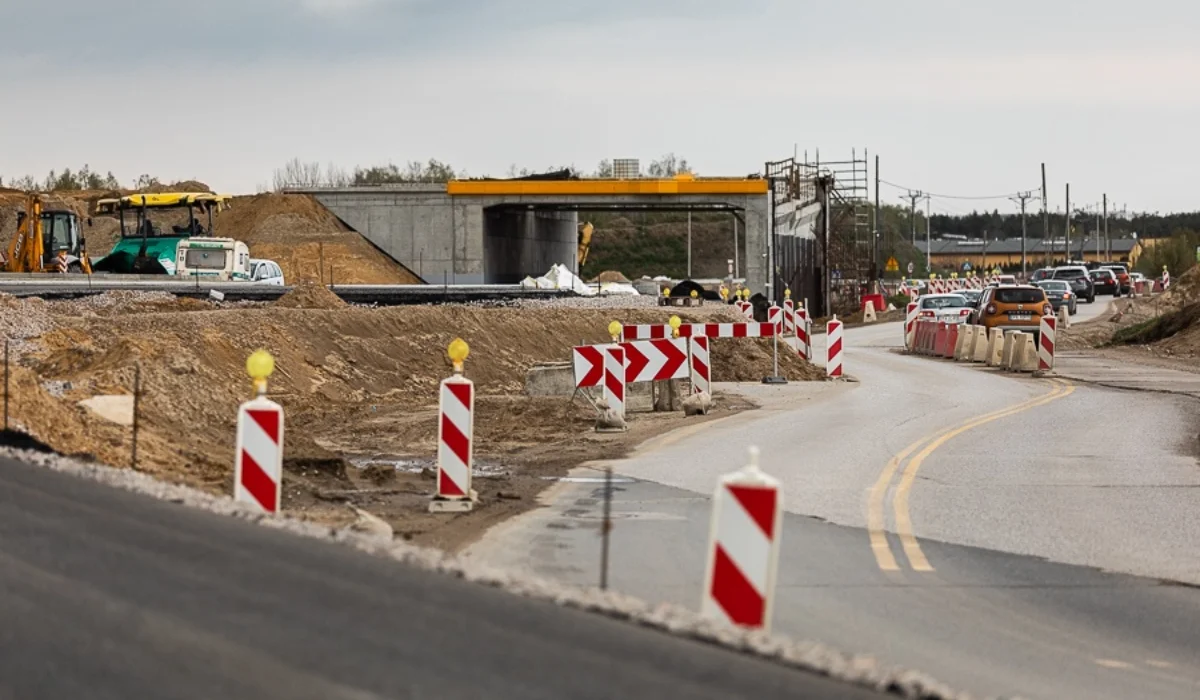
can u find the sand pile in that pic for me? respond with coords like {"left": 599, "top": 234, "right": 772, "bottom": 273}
{"left": 273, "top": 281, "right": 346, "bottom": 309}
{"left": 594, "top": 270, "right": 631, "bottom": 284}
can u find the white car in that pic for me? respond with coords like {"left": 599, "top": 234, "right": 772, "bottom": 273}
{"left": 249, "top": 259, "right": 285, "bottom": 285}
{"left": 917, "top": 293, "right": 973, "bottom": 324}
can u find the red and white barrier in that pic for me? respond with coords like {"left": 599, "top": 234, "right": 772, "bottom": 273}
{"left": 689, "top": 336, "right": 711, "bottom": 395}
{"left": 782, "top": 299, "right": 796, "bottom": 336}
{"left": 572, "top": 345, "right": 605, "bottom": 387}
{"left": 432, "top": 374, "right": 476, "bottom": 510}
{"left": 620, "top": 338, "right": 688, "bottom": 384}
{"left": 603, "top": 345, "right": 626, "bottom": 418}
{"left": 905, "top": 302, "right": 919, "bottom": 349}
{"left": 943, "top": 323, "right": 959, "bottom": 359}
{"left": 234, "top": 395, "right": 285, "bottom": 514}
{"left": 826, "top": 316, "right": 844, "bottom": 378}
{"left": 796, "top": 308, "right": 811, "bottom": 360}
{"left": 701, "top": 446, "right": 782, "bottom": 632}
{"left": 933, "top": 321, "right": 949, "bottom": 357}
{"left": 680, "top": 322, "right": 778, "bottom": 338}
{"left": 1038, "top": 316, "right": 1056, "bottom": 371}
{"left": 620, "top": 324, "right": 674, "bottom": 341}
{"left": 768, "top": 305, "right": 782, "bottom": 331}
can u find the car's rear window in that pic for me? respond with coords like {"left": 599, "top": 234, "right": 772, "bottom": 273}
{"left": 994, "top": 288, "right": 1045, "bottom": 304}
{"left": 922, "top": 296, "right": 968, "bottom": 308}
{"left": 1037, "top": 281, "right": 1069, "bottom": 291}
{"left": 1090, "top": 270, "right": 1113, "bottom": 278}
{"left": 1053, "top": 268, "right": 1087, "bottom": 279}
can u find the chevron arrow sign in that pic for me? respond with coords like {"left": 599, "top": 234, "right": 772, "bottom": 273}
{"left": 572, "top": 345, "right": 606, "bottom": 388}
{"left": 619, "top": 338, "right": 688, "bottom": 384}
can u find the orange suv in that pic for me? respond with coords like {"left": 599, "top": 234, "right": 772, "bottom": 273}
{"left": 972, "top": 285, "right": 1052, "bottom": 338}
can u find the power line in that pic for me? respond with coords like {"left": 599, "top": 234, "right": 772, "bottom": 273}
{"left": 879, "top": 178, "right": 1036, "bottom": 201}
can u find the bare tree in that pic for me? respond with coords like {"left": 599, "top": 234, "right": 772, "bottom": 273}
{"left": 647, "top": 153, "right": 690, "bottom": 177}
{"left": 595, "top": 159, "right": 614, "bottom": 177}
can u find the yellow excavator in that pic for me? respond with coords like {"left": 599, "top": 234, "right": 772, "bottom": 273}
{"left": 3, "top": 193, "right": 93, "bottom": 273}
{"left": 577, "top": 221, "right": 594, "bottom": 267}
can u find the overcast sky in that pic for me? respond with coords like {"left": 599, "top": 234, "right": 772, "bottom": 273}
{"left": 3, "top": 0, "right": 1197, "bottom": 213}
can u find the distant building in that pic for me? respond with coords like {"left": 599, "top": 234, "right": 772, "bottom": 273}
{"left": 913, "top": 235, "right": 1141, "bottom": 270}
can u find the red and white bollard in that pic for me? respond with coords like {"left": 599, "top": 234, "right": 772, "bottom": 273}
{"left": 782, "top": 296, "right": 796, "bottom": 337}
{"left": 234, "top": 350, "right": 285, "bottom": 514}
{"left": 768, "top": 304, "right": 782, "bottom": 332}
{"left": 1038, "top": 316, "right": 1057, "bottom": 371}
{"left": 431, "top": 338, "right": 478, "bottom": 513}
{"left": 689, "top": 336, "right": 711, "bottom": 395}
{"left": 826, "top": 315, "right": 844, "bottom": 378}
{"left": 604, "top": 344, "right": 626, "bottom": 418}
{"left": 795, "top": 306, "right": 811, "bottom": 360}
{"left": 701, "top": 446, "right": 783, "bottom": 632}
{"left": 905, "top": 302, "right": 919, "bottom": 350}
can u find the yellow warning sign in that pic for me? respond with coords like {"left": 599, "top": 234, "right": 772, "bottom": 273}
{"left": 885, "top": 256, "right": 899, "bottom": 272}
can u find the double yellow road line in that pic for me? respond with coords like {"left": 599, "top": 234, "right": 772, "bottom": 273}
{"left": 867, "top": 378, "right": 1076, "bottom": 572}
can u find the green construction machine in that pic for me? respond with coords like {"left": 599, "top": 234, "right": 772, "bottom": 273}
{"left": 92, "top": 192, "right": 231, "bottom": 274}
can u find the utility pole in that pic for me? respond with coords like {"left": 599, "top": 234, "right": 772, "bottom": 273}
{"left": 1064, "top": 182, "right": 1071, "bottom": 264}
{"left": 1041, "top": 163, "right": 1050, "bottom": 267}
{"left": 1095, "top": 206, "right": 1101, "bottom": 261}
{"left": 982, "top": 228, "right": 989, "bottom": 272}
{"left": 1103, "top": 193, "right": 1109, "bottom": 260}
{"left": 905, "top": 190, "right": 923, "bottom": 247}
{"left": 687, "top": 211, "right": 692, "bottom": 278}
{"left": 1011, "top": 191, "right": 1033, "bottom": 277}
{"left": 874, "top": 154, "right": 881, "bottom": 281}
{"left": 925, "top": 196, "right": 932, "bottom": 273}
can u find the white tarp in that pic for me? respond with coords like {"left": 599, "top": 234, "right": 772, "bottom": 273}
{"left": 519, "top": 264, "right": 640, "bottom": 296}
{"left": 520, "top": 264, "right": 596, "bottom": 295}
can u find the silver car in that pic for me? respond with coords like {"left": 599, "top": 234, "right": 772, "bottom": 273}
{"left": 917, "top": 293, "right": 973, "bottom": 324}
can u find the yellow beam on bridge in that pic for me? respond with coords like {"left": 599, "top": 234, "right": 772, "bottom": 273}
{"left": 446, "top": 178, "right": 768, "bottom": 196}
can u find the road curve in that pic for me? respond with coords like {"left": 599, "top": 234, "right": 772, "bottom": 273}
{"left": 0, "top": 456, "right": 889, "bottom": 699}
{"left": 469, "top": 295, "right": 1200, "bottom": 699}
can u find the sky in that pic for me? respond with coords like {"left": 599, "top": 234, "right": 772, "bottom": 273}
{"left": 3, "top": 0, "right": 1198, "bottom": 213}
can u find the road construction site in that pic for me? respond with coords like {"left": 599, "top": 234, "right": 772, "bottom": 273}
{"left": 5, "top": 181, "right": 1200, "bottom": 698}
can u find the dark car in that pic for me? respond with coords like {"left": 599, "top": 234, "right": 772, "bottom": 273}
{"left": 1101, "top": 263, "right": 1131, "bottom": 295}
{"left": 1051, "top": 265, "right": 1096, "bottom": 303}
{"left": 1030, "top": 267, "right": 1055, "bottom": 283}
{"left": 1089, "top": 268, "right": 1119, "bottom": 296}
{"left": 1035, "top": 279, "right": 1077, "bottom": 315}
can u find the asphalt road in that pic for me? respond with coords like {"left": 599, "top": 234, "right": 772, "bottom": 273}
{"left": 0, "top": 456, "right": 889, "bottom": 699}
{"left": 469, "top": 295, "right": 1200, "bottom": 699}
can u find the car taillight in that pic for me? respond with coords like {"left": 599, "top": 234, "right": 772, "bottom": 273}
{"left": 920, "top": 310, "right": 935, "bottom": 317}
{"left": 1043, "top": 304, "right": 1052, "bottom": 316}
{"left": 1063, "top": 291, "right": 1071, "bottom": 297}
{"left": 986, "top": 304, "right": 996, "bottom": 314}
{"left": 959, "top": 308, "right": 971, "bottom": 316}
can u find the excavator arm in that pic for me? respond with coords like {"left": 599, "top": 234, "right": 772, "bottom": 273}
{"left": 4, "top": 195, "right": 44, "bottom": 272}
{"left": 577, "top": 221, "right": 594, "bottom": 268}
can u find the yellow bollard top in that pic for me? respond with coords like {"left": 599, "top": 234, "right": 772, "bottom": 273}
{"left": 669, "top": 315, "right": 682, "bottom": 338}
{"left": 448, "top": 337, "right": 470, "bottom": 374}
{"left": 607, "top": 320, "right": 622, "bottom": 342}
{"left": 690, "top": 289, "right": 698, "bottom": 299}
{"left": 246, "top": 349, "right": 275, "bottom": 395}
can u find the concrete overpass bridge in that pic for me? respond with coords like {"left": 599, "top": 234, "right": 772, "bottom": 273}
{"left": 295, "top": 177, "right": 770, "bottom": 288}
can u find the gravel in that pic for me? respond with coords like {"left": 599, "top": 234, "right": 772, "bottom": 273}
{"left": 0, "top": 443, "right": 1007, "bottom": 700}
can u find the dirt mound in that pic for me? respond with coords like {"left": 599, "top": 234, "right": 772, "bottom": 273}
{"left": 1162, "top": 266, "right": 1200, "bottom": 306}
{"left": 594, "top": 270, "right": 630, "bottom": 284}
{"left": 218, "top": 194, "right": 421, "bottom": 285}
{"left": 273, "top": 281, "right": 347, "bottom": 309}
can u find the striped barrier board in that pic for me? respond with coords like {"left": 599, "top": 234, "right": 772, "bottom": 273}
{"left": 572, "top": 345, "right": 605, "bottom": 387}
{"left": 689, "top": 336, "right": 711, "bottom": 395}
{"left": 431, "top": 374, "right": 476, "bottom": 511}
{"left": 621, "top": 323, "right": 779, "bottom": 339}
{"left": 701, "top": 447, "right": 782, "bottom": 632}
{"left": 826, "top": 317, "right": 844, "bottom": 378}
{"left": 603, "top": 345, "right": 626, "bottom": 419}
{"left": 1038, "top": 316, "right": 1056, "bottom": 371}
{"left": 782, "top": 299, "right": 796, "bottom": 336}
{"left": 619, "top": 338, "right": 688, "bottom": 384}
{"left": 234, "top": 396, "right": 285, "bottom": 514}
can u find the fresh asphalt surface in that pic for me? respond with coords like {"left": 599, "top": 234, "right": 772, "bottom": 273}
{"left": 0, "top": 456, "right": 889, "bottom": 699}
{"left": 469, "top": 295, "right": 1200, "bottom": 699}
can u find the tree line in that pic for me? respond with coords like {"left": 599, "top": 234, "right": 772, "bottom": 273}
{"left": 268, "top": 154, "right": 692, "bottom": 190}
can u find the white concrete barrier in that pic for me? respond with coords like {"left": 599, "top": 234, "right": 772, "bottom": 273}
{"left": 972, "top": 326, "right": 990, "bottom": 362}
{"left": 1017, "top": 333, "right": 1039, "bottom": 372}
{"left": 986, "top": 328, "right": 1004, "bottom": 366}
{"left": 953, "top": 325, "right": 969, "bottom": 359}
{"left": 1057, "top": 304, "right": 1070, "bottom": 329}
{"left": 1000, "top": 331, "right": 1019, "bottom": 368}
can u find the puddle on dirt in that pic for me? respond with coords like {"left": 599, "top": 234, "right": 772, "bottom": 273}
{"left": 347, "top": 456, "right": 511, "bottom": 479}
